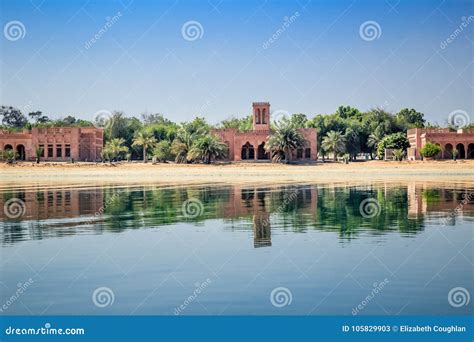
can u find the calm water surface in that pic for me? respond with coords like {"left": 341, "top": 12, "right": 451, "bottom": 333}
{"left": 1, "top": 182, "right": 472, "bottom": 315}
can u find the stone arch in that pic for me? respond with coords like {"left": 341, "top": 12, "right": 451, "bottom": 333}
{"left": 262, "top": 108, "right": 266, "bottom": 124}
{"left": 16, "top": 144, "right": 26, "bottom": 160}
{"left": 456, "top": 143, "right": 465, "bottom": 159}
{"left": 444, "top": 143, "right": 453, "bottom": 159}
{"left": 467, "top": 143, "right": 474, "bottom": 159}
{"left": 257, "top": 142, "right": 269, "bottom": 160}
{"left": 241, "top": 142, "right": 255, "bottom": 160}
{"left": 4, "top": 144, "right": 13, "bottom": 150}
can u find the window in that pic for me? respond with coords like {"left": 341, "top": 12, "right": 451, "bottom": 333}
{"left": 39, "top": 144, "right": 45, "bottom": 157}
{"left": 305, "top": 148, "right": 311, "bottom": 158}
{"left": 297, "top": 148, "right": 303, "bottom": 159}
{"left": 65, "top": 144, "right": 71, "bottom": 158}
{"left": 48, "top": 145, "right": 53, "bottom": 157}
{"left": 56, "top": 145, "right": 62, "bottom": 158}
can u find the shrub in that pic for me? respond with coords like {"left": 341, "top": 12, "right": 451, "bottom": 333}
{"left": 377, "top": 132, "right": 410, "bottom": 159}
{"left": 420, "top": 142, "right": 441, "bottom": 158}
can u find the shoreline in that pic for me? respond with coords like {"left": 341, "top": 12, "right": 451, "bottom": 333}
{"left": 1, "top": 160, "right": 474, "bottom": 189}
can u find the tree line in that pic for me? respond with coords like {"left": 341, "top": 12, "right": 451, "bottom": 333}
{"left": 1, "top": 104, "right": 469, "bottom": 163}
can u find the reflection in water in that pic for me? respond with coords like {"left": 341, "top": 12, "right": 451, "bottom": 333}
{"left": 0, "top": 182, "right": 473, "bottom": 316}
{"left": 1, "top": 183, "right": 473, "bottom": 246}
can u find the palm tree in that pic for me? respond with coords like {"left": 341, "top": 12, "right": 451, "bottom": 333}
{"left": 266, "top": 120, "right": 307, "bottom": 163}
{"left": 104, "top": 138, "right": 129, "bottom": 162}
{"left": 35, "top": 146, "right": 43, "bottom": 164}
{"left": 392, "top": 149, "right": 405, "bottom": 161}
{"left": 322, "top": 131, "right": 345, "bottom": 162}
{"left": 132, "top": 131, "right": 157, "bottom": 163}
{"left": 1, "top": 149, "right": 17, "bottom": 164}
{"left": 367, "top": 127, "right": 384, "bottom": 159}
{"left": 188, "top": 135, "right": 228, "bottom": 164}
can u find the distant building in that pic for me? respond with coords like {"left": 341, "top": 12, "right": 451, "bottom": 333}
{"left": 0, "top": 127, "right": 103, "bottom": 161}
{"left": 213, "top": 102, "right": 317, "bottom": 161}
{"left": 407, "top": 128, "right": 474, "bottom": 160}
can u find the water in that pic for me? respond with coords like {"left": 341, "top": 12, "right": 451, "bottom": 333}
{"left": 0, "top": 182, "right": 472, "bottom": 315}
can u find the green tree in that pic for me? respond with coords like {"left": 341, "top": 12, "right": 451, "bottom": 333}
{"left": 188, "top": 135, "right": 228, "bottom": 164}
{"left": 35, "top": 146, "right": 44, "bottom": 164}
{"left": 392, "top": 149, "right": 405, "bottom": 161}
{"left": 322, "top": 131, "right": 346, "bottom": 162}
{"left": 132, "top": 131, "right": 157, "bottom": 163}
{"left": 104, "top": 138, "right": 129, "bottom": 162}
{"left": 152, "top": 140, "right": 173, "bottom": 162}
{"left": 266, "top": 119, "right": 307, "bottom": 163}
{"left": 377, "top": 132, "right": 410, "bottom": 159}
{"left": 0, "top": 106, "right": 28, "bottom": 128}
{"left": 396, "top": 108, "right": 425, "bottom": 129}
{"left": 1, "top": 149, "right": 17, "bottom": 163}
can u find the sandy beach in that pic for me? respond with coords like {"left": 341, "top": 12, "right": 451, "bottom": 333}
{"left": 1, "top": 160, "right": 474, "bottom": 189}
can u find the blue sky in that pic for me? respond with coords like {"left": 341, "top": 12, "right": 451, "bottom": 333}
{"left": 1, "top": 0, "right": 472, "bottom": 125}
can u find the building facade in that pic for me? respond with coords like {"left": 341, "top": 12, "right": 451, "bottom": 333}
{"left": 407, "top": 128, "right": 474, "bottom": 160}
{"left": 213, "top": 102, "right": 317, "bottom": 161}
{"left": 0, "top": 127, "right": 103, "bottom": 162}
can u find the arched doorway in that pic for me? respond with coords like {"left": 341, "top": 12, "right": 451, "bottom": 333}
{"left": 257, "top": 142, "right": 269, "bottom": 160}
{"left": 468, "top": 144, "right": 474, "bottom": 159}
{"left": 4, "top": 144, "right": 13, "bottom": 150}
{"left": 444, "top": 144, "right": 453, "bottom": 159}
{"left": 456, "top": 143, "right": 465, "bottom": 159}
{"left": 241, "top": 142, "right": 254, "bottom": 160}
{"left": 16, "top": 145, "right": 26, "bottom": 160}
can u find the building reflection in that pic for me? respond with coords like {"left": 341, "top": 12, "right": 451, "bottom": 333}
{"left": 1, "top": 183, "right": 473, "bottom": 246}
